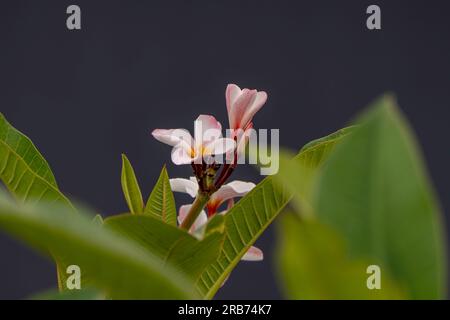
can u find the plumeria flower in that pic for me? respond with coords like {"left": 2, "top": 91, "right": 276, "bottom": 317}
{"left": 226, "top": 84, "right": 267, "bottom": 133}
{"left": 225, "top": 84, "right": 267, "bottom": 159}
{"left": 171, "top": 177, "right": 263, "bottom": 262}
{"left": 152, "top": 115, "right": 236, "bottom": 165}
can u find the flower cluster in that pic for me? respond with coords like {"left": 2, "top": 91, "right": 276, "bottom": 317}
{"left": 152, "top": 84, "right": 267, "bottom": 262}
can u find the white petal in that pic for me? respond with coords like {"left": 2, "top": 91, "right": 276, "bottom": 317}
{"left": 194, "top": 115, "right": 223, "bottom": 145}
{"left": 241, "top": 246, "right": 263, "bottom": 261}
{"left": 170, "top": 178, "right": 198, "bottom": 198}
{"left": 178, "top": 204, "right": 207, "bottom": 233}
{"left": 204, "top": 138, "right": 236, "bottom": 156}
{"left": 152, "top": 128, "right": 193, "bottom": 147}
{"left": 211, "top": 180, "right": 255, "bottom": 203}
{"left": 189, "top": 176, "right": 198, "bottom": 184}
{"left": 194, "top": 211, "right": 208, "bottom": 231}
{"left": 226, "top": 180, "right": 256, "bottom": 194}
{"left": 171, "top": 143, "right": 193, "bottom": 165}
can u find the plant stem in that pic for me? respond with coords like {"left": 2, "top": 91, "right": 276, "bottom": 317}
{"left": 180, "top": 192, "right": 210, "bottom": 230}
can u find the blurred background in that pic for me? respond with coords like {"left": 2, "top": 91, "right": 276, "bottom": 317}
{"left": 0, "top": 0, "right": 449, "bottom": 299}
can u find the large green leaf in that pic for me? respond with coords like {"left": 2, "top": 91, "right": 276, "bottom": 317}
{"left": 104, "top": 214, "right": 224, "bottom": 281}
{"left": 277, "top": 212, "right": 405, "bottom": 299}
{"left": 196, "top": 127, "right": 351, "bottom": 299}
{"left": 144, "top": 165, "right": 177, "bottom": 226}
{"left": 0, "top": 194, "right": 197, "bottom": 299}
{"left": 121, "top": 154, "right": 144, "bottom": 214}
{"left": 0, "top": 113, "right": 75, "bottom": 289}
{"left": 313, "top": 95, "right": 446, "bottom": 299}
{"left": 0, "top": 113, "right": 73, "bottom": 209}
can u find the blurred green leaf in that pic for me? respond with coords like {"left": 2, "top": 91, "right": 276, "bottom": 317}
{"left": 0, "top": 195, "right": 197, "bottom": 299}
{"left": 197, "top": 127, "right": 350, "bottom": 299}
{"left": 105, "top": 214, "right": 224, "bottom": 281}
{"left": 313, "top": 95, "right": 446, "bottom": 299}
{"left": 31, "top": 288, "right": 104, "bottom": 300}
{"left": 0, "top": 113, "right": 75, "bottom": 289}
{"left": 144, "top": 165, "right": 177, "bottom": 226}
{"left": 92, "top": 214, "right": 104, "bottom": 226}
{"left": 277, "top": 213, "right": 405, "bottom": 299}
{"left": 121, "top": 154, "right": 144, "bottom": 214}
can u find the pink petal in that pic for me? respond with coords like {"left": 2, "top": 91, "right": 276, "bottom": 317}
{"left": 230, "top": 89, "right": 257, "bottom": 130}
{"left": 241, "top": 246, "right": 263, "bottom": 261}
{"left": 236, "top": 123, "right": 254, "bottom": 155}
{"left": 226, "top": 180, "right": 256, "bottom": 193}
{"left": 152, "top": 129, "right": 193, "bottom": 147}
{"left": 203, "top": 138, "right": 236, "bottom": 156}
{"left": 211, "top": 180, "right": 255, "bottom": 204}
{"left": 170, "top": 178, "right": 198, "bottom": 198}
{"left": 226, "top": 84, "right": 242, "bottom": 125}
{"left": 194, "top": 115, "right": 223, "bottom": 145}
{"left": 178, "top": 204, "right": 207, "bottom": 233}
{"left": 226, "top": 198, "right": 234, "bottom": 211}
{"left": 238, "top": 91, "right": 267, "bottom": 130}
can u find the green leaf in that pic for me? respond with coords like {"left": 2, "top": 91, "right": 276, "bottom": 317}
{"left": 276, "top": 212, "right": 405, "bottom": 299}
{"left": 197, "top": 127, "right": 351, "bottom": 299}
{"left": 313, "top": 95, "right": 447, "bottom": 299}
{"left": 0, "top": 113, "right": 73, "bottom": 209}
{"left": 0, "top": 113, "right": 76, "bottom": 290}
{"left": 205, "top": 214, "right": 226, "bottom": 235}
{"left": 31, "top": 288, "right": 104, "bottom": 300}
{"left": 104, "top": 214, "right": 224, "bottom": 281}
{"left": 121, "top": 154, "right": 144, "bottom": 214}
{"left": 144, "top": 165, "right": 177, "bottom": 226}
{"left": 0, "top": 195, "right": 197, "bottom": 299}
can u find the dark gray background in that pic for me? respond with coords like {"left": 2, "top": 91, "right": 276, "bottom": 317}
{"left": 0, "top": 0, "right": 449, "bottom": 299}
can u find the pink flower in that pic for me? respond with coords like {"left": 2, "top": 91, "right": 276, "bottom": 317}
{"left": 226, "top": 84, "right": 267, "bottom": 132}
{"left": 152, "top": 115, "right": 236, "bottom": 165}
{"left": 171, "top": 177, "right": 263, "bottom": 262}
